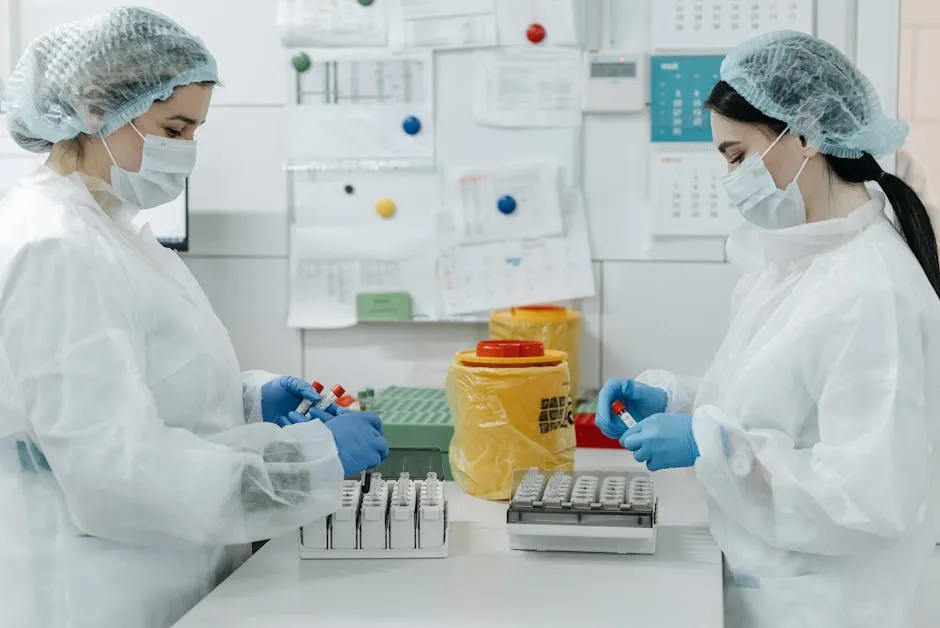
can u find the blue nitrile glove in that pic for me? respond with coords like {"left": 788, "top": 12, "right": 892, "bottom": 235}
{"left": 620, "top": 413, "right": 699, "bottom": 471}
{"left": 325, "top": 412, "right": 389, "bottom": 476}
{"left": 261, "top": 376, "right": 341, "bottom": 427}
{"left": 595, "top": 378, "right": 669, "bottom": 440}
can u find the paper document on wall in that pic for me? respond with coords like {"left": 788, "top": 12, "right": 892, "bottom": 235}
{"left": 289, "top": 225, "right": 439, "bottom": 328}
{"left": 495, "top": 0, "right": 579, "bottom": 47}
{"left": 440, "top": 190, "right": 595, "bottom": 315}
{"left": 277, "top": 0, "right": 388, "bottom": 47}
{"left": 290, "top": 258, "right": 358, "bottom": 329}
{"left": 453, "top": 162, "right": 563, "bottom": 243}
{"left": 388, "top": 0, "right": 497, "bottom": 49}
{"left": 649, "top": 150, "right": 740, "bottom": 237}
{"left": 474, "top": 49, "right": 583, "bottom": 128}
{"left": 288, "top": 50, "right": 434, "bottom": 167}
{"left": 650, "top": 0, "right": 814, "bottom": 51}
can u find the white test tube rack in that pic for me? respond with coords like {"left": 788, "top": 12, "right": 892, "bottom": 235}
{"left": 298, "top": 472, "right": 449, "bottom": 559}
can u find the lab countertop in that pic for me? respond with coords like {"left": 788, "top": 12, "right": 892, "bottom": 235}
{"left": 173, "top": 450, "right": 723, "bottom": 628}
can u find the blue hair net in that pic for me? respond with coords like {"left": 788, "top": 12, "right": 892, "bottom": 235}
{"left": 721, "top": 30, "right": 908, "bottom": 159}
{"left": 3, "top": 6, "right": 219, "bottom": 153}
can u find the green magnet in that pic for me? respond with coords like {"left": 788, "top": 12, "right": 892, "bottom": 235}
{"left": 291, "top": 52, "right": 311, "bottom": 73}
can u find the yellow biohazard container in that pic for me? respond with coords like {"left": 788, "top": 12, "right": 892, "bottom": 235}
{"left": 447, "top": 340, "right": 575, "bottom": 500}
{"left": 489, "top": 306, "right": 582, "bottom": 400}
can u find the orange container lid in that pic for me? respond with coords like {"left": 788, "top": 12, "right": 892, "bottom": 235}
{"left": 478, "top": 339, "right": 544, "bottom": 358}
{"left": 456, "top": 339, "right": 565, "bottom": 368}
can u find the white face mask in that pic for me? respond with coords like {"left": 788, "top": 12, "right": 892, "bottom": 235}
{"left": 100, "top": 122, "right": 197, "bottom": 209}
{"left": 722, "top": 127, "right": 810, "bottom": 230}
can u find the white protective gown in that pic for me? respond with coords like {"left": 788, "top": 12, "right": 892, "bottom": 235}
{"left": 639, "top": 192, "right": 940, "bottom": 628}
{"left": 0, "top": 166, "right": 344, "bottom": 628}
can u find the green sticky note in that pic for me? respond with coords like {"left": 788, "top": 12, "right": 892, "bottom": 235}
{"left": 356, "top": 292, "right": 412, "bottom": 321}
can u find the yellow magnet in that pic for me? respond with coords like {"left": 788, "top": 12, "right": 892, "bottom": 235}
{"left": 375, "top": 197, "right": 397, "bottom": 219}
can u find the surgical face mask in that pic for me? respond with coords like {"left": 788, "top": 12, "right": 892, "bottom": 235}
{"left": 722, "top": 127, "right": 810, "bottom": 230}
{"left": 100, "top": 122, "right": 197, "bottom": 209}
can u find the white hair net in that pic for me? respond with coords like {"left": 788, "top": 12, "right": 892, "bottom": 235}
{"left": 721, "top": 30, "right": 908, "bottom": 159}
{"left": 3, "top": 6, "right": 219, "bottom": 153}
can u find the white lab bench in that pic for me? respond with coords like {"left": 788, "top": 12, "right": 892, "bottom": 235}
{"left": 173, "top": 450, "right": 724, "bottom": 628}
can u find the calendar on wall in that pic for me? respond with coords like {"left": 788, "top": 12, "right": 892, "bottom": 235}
{"left": 649, "top": 150, "right": 741, "bottom": 237}
{"left": 650, "top": 0, "right": 816, "bottom": 51}
{"left": 650, "top": 54, "right": 723, "bottom": 144}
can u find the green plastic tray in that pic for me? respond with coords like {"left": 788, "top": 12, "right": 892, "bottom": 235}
{"left": 372, "top": 386, "right": 453, "bottom": 479}
{"left": 366, "top": 447, "right": 446, "bottom": 479}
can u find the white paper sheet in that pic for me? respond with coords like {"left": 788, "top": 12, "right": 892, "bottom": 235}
{"left": 649, "top": 150, "right": 741, "bottom": 237}
{"left": 296, "top": 50, "right": 432, "bottom": 106}
{"left": 650, "top": 0, "right": 815, "bottom": 51}
{"left": 388, "top": 0, "right": 497, "bottom": 49}
{"left": 452, "top": 162, "right": 563, "bottom": 243}
{"left": 474, "top": 49, "right": 583, "bottom": 128}
{"left": 276, "top": 0, "right": 388, "bottom": 47}
{"left": 289, "top": 257, "right": 359, "bottom": 329}
{"left": 288, "top": 50, "right": 435, "bottom": 166}
{"left": 440, "top": 190, "right": 595, "bottom": 315}
{"left": 288, "top": 224, "right": 440, "bottom": 328}
{"left": 495, "top": 0, "right": 579, "bottom": 47}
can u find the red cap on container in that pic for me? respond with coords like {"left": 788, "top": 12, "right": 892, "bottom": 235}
{"left": 611, "top": 400, "right": 627, "bottom": 415}
{"left": 476, "top": 339, "right": 545, "bottom": 358}
{"left": 311, "top": 380, "right": 324, "bottom": 394}
{"left": 331, "top": 384, "right": 346, "bottom": 397}
{"left": 516, "top": 305, "right": 563, "bottom": 311}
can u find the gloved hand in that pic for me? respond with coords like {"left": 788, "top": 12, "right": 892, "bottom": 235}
{"left": 620, "top": 413, "right": 699, "bottom": 471}
{"left": 261, "top": 376, "right": 341, "bottom": 427}
{"left": 595, "top": 378, "right": 669, "bottom": 440}
{"left": 324, "top": 412, "right": 389, "bottom": 476}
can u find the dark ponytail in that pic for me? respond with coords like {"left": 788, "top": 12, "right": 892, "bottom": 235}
{"left": 706, "top": 80, "right": 940, "bottom": 299}
{"left": 825, "top": 154, "right": 940, "bottom": 298}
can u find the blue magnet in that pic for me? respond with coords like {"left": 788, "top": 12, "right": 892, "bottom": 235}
{"left": 402, "top": 116, "right": 422, "bottom": 135}
{"left": 497, "top": 195, "right": 517, "bottom": 215}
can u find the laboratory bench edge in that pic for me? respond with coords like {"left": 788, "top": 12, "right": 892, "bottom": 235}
{"left": 172, "top": 450, "right": 725, "bottom": 628}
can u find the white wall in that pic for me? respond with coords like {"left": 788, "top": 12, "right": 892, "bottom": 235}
{"left": 7, "top": 0, "right": 892, "bottom": 396}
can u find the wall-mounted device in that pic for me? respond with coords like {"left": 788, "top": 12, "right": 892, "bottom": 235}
{"left": 582, "top": 51, "right": 646, "bottom": 113}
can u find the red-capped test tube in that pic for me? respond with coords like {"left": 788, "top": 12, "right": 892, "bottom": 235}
{"left": 295, "top": 380, "right": 325, "bottom": 416}
{"left": 316, "top": 384, "right": 345, "bottom": 410}
{"left": 610, "top": 401, "right": 637, "bottom": 429}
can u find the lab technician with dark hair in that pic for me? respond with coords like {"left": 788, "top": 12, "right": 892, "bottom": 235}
{"left": 0, "top": 7, "right": 387, "bottom": 628}
{"left": 596, "top": 31, "right": 940, "bottom": 628}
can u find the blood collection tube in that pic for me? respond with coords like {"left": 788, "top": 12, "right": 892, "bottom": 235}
{"left": 610, "top": 401, "right": 637, "bottom": 429}
{"left": 295, "top": 380, "right": 325, "bottom": 416}
{"left": 316, "top": 384, "right": 345, "bottom": 410}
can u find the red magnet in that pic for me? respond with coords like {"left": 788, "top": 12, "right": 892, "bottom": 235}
{"left": 526, "top": 23, "right": 546, "bottom": 44}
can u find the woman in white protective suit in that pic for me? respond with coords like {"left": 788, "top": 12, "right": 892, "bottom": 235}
{"left": 0, "top": 7, "right": 388, "bottom": 628}
{"left": 596, "top": 31, "right": 940, "bottom": 628}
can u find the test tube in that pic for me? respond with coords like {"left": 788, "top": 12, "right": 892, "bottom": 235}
{"left": 358, "top": 388, "right": 375, "bottom": 411}
{"left": 610, "top": 401, "right": 636, "bottom": 429}
{"left": 295, "top": 380, "right": 325, "bottom": 416}
{"left": 316, "top": 384, "right": 345, "bottom": 410}
{"left": 398, "top": 472, "right": 411, "bottom": 506}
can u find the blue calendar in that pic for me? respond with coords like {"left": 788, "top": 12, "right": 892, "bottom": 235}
{"left": 650, "top": 55, "right": 724, "bottom": 144}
